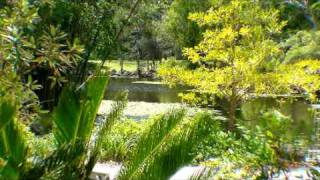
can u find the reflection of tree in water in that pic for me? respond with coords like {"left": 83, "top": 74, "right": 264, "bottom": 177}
{"left": 241, "top": 97, "right": 314, "bottom": 145}
{"left": 313, "top": 105, "right": 320, "bottom": 148}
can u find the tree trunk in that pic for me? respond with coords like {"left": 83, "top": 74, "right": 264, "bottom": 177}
{"left": 227, "top": 100, "right": 237, "bottom": 131}
{"left": 120, "top": 59, "right": 124, "bottom": 74}
{"left": 147, "top": 59, "right": 150, "bottom": 71}
{"left": 152, "top": 59, "right": 156, "bottom": 70}
{"left": 137, "top": 46, "right": 143, "bottom": 78}
{"left": 114, "top": 0, "right": 142, "bottom": 41}
{"left": 137, "top": 59, "right": 141, "bottom": 77}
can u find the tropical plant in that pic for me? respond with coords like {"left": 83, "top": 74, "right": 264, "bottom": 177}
{"left": 119, "top": 110, "right": 221, "bottom": 180}
{"left": 0, "top": 0, "right": 84, "bottom": 110}
{"left": 100, "top": 118, "right": 143, "bottom": 162}
{"left": 0, "top": 96, "right": 28, "bottom": 180}
{"left": 192, "top": 125, "right": 282, "bottom": 179}
{"left": 0, "top": 90, "right": 227, "bottom": 180}
{"left": 0, "top": 72, "right": 127, "bottom": 179}
{"left": 281, "top": 0, "right": 320, "bottom": 31}
{"left": 27, "top": 133, "right": 55, "bottom": 159}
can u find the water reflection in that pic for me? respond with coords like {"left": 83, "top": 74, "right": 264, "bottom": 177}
{"left": 241, "top": 97, "right": 315, "bottom": 149}
{"left": 105, "top": 78, "right": 316, "bottom": 148}
{"left": 105, "top": 77, "right": 183, "bottom": 103}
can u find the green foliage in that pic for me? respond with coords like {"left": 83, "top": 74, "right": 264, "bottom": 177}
{"left": 20, "top": 84, "right": 128, "bottom": 180}
{"left": 276, "top": 60, "right": 320, "bottom": 101}
{"left": 258, "top": 110, "right": 292, "bottom": 142}
{"left": 27, "top": 134, "right": 55, "bottom": 159}
{"left": 119, "top": 110, "right": 186, "bottom": 179}
{"left": 35, "top": 0, "right": 116, "bottom": 59}
{"left": 0, "top": 97, "right": 27, "bottom": 180}
{"left": 283, "top": 31, "right": 320, "bottom": 63}
{"left": 0, "top": 73, "right": 121, "bottom": 179}
{"left": 160, "top": 0, "right": 320, "bottom": 130}
{"left": 162, "top": 0, "right": 211, "bottom": 56}
{"left": 89, "top": 91, "right": 128, "bottom": 169}
{"left": 119, "top": 111, "right": 221, "bottom": 180}
{"left": 0, "top": 0, "right": 83, "bottom": 79}
{"left": 26, "top": 74, "right": 111, "bottom": 179}
{"left": 111, "top": 110, "right": 284, "bottom": 179}
{"left": 192, "top": 110, "right": 310, "bottom": 179}
{"left": 0, "top": 0, "right": 84, "bottom": 111}
{"left": 1, "top": 0, "right": 320, "bottom": 179}
{"left": 53, "top": 75, "right": 108, "bottom": 145}
{"left": 100, "top": 119, "right": 143, "bottom": 162}
{"left": 261, "top": 0, "right": 320, "bottom": 33}
{"left": 193, "top": 126, "right": 279, "bottom": 179}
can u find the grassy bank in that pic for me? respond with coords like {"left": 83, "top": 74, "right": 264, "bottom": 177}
{"left": 89, "top": 60, "right": 161, "bottom": 72}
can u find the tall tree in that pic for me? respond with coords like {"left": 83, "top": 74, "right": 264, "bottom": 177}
{"left": 162, "top": 0, "right": 212, "bottom": 58}
{"left": 159, "top": 0, "right": 320, "bottom": 130}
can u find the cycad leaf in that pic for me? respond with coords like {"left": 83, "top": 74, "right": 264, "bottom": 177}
{"left": 85, "top": 91, "right": 128, "bottom": 176}
{"left": 53, "top": 86, "right": 82, "bottom": 145}
{"left": 23, "top": 140, "right": 86, "bottom": 179}
{"left": 53, "top": 74, "right": 109, "bottom": 145}
{"left": 0, "top": 101, "right": 16, "bottom": 130}
{"left": 120, "top": 112, "right": 220, "bottom": 180}
{"left": 0, "top": 99, "right": 27, "bottom": 180}
{"left": 119, "top": 110, "right": 186, "bottom": 180}
{"left": 77, "top": 75, "right": 109, "bottom": 142}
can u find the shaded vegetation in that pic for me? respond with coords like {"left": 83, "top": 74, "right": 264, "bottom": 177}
{"left": 0, "top": 0, "right": 320, "bottom": 179}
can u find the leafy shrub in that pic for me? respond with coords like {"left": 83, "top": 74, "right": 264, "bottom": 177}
{"left": 100, "top": 119, "right": 144, "bottom": 162}
{"left": 193, "top": 110, "right": 307, "bottom": 179}
{"left": 282, "top": 31, "right": 320, "bottom": 63}
{"left": 194, "top": 126, "right": 278, "bottom": 179}
{"left": 27, "top": 133, "right": 56, "bottom": 159}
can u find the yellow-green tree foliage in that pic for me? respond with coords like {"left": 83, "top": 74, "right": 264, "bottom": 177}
{"left": 159, "top": 0, "right": 320, "bottom": 129}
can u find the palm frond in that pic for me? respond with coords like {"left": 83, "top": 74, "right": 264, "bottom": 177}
{"left": 119, "top": 109, "right": 186, "bottom": 180}
{"left": 94, "top": 91, "right": 128, "bottom": 151}
{"left": 0, "top": 98, "right": 27, "bottom": 180}
{"left": 24, "top": 73, "right": 109, "bottom": 179}
{"left": 120, "top": 111, "right": 220, "bottom": 180}
{"left": 85, "top": 91, "right": 128, "bottom": 176}
{"left": 0, "top": 100, "right": 16, "bottom": 130}
{"left": 23, "top": 140, "right": 86, "bottom": 179}
{"left": 190, "top": 167, "right": 217, "bottom": 180}
{"left": 53, "top": 74, "right": 109, "bottom": 145}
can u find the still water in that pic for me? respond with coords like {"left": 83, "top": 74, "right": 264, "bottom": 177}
{"left": 105, "top": 77, "right": 182, "bottom": 103}
{"left": 105, "top": 77, "right": 317, "bottom": 149}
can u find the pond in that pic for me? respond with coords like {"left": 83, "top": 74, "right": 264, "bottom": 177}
{"left": 105, "top": 77, "right": 182, "bottom": 103}
{"left": 105, "top": 77, "right": 318, "bottom": 152}
{"left": 241, "top": 97, "right": 317, "bottom": 150}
